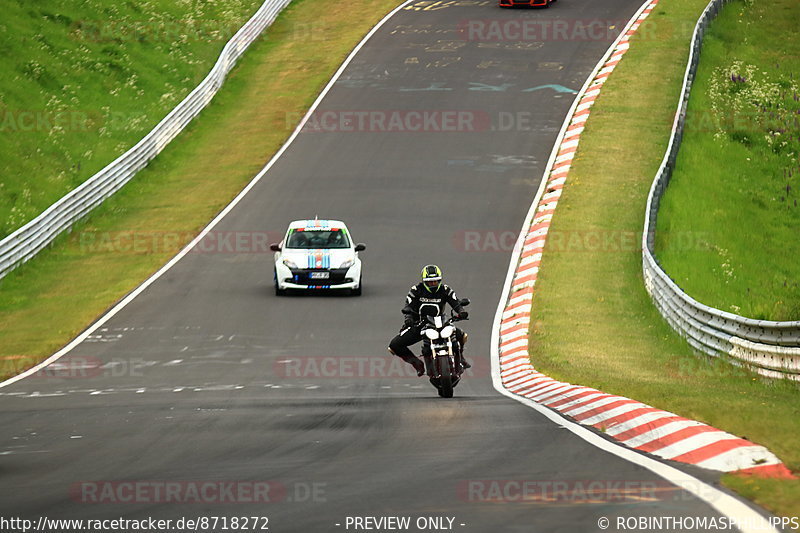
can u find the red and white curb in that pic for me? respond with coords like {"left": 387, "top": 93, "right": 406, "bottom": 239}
{"left": 494, "top": 0, "right": 793, "bottom": 479}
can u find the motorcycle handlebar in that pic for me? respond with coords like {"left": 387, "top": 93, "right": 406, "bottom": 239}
{"left": 416, "top": 315, "right": 468, "bottom": 328}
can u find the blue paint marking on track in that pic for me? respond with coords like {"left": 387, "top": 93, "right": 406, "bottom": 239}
{"left": 521, "top": 84, "right": 578, "bottom": 94}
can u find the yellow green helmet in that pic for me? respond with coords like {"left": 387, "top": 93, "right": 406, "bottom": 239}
{"left": 421, "top": 264, "right": 442, "bottom": 292}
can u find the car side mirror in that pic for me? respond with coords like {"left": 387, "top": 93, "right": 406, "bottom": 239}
{"left": 354, "top": 243, "right": 366, "bottom": 252}
{"left": 458, "top": 298, "right": 471, "bottom": 307}
{"left": 270, "top": 243, "right": 281, "bottom": 252}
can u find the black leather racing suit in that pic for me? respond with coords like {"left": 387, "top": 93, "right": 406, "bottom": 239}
{"left": 388, "top": 282, "right": 467, "bottom": 374}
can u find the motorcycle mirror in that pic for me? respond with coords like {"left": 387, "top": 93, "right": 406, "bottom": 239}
{"left": 355, "top": 243, "right": 366, "bottom": 252}
{"left": 459, "top": 298, "right": 471, "bottom": 307}
{"left": 269, "top": 243, "right": 281, "bottom": 252}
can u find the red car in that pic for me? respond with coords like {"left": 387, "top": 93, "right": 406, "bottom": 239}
{"left": 499, "top": 0, "right": 554, "bottom": 7}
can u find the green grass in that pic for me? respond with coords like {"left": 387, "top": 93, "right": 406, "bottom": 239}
{"left": 0, "top": 0, "right": 403, "bottom": 374}
{"left": 0, "top": 0, "right": 263, "bottom": 239}
{"left": 654, "top": 0, "right": 800, "bottom": 321}
{"left": 2, "top": 0, "right": 798, "bottom": 518}
{"left": 527, "top": 0, "right": 800, "bottom": 517}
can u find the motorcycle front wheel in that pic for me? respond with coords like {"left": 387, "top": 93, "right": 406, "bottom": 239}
{"left": 438, "top": 357, "right": 454, "bottom": 398}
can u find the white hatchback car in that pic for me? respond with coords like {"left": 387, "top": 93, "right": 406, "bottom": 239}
{"left": 270, "top": 219, "right": 365, "bottom": 296}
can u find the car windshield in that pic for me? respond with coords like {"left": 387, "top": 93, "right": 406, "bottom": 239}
{"left": 285, "top": 229, "right": 350, "bottom": 249}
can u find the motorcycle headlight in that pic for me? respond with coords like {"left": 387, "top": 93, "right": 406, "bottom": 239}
{"left": 423, "top": 329, "right": 439, "bottom": 340}
{"left": 282, "top": 258, "right": 298, "bottom": 269}
{"left": 339, "top": 258, "right": 354, "bottom": 269}
{"left": 441, "top": 325, "right": 454, "bottom": 338}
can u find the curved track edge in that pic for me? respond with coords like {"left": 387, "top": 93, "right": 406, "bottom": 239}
{"left": 490, "top": 0, "right": 790, "bottom": 530}
{"left": 0, "top": 0, "right": 416, "bottom": 390}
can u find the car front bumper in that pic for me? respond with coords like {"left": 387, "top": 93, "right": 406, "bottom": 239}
{"left": 278, "top": 280, "right": 360, "bottom": 290}
{"left": 275, "top": 263, "right": 361, "bottom": 290}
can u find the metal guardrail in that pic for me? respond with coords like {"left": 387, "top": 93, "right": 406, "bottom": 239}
{"left": 0, "top": 0, "right": 293, "bottom": 279}
{"left": 642, "top": 0, "right": 800, "bottom": 380}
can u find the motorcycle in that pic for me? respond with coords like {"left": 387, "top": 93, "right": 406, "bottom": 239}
{"left": 418, "top": 298, "right": 470, "bottom": 398}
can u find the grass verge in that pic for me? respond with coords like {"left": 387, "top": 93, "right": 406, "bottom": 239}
{"left": 0, "top": 0, "right": 263, "bottom": 238}
{"left": 527, "top": 0, "right": 800, "bottom": 517}
{"left": 0, "top": 0, "right": 403, "bottom": 376}
{"left": 654, "top": 0, "right": 800, "bottom": 321}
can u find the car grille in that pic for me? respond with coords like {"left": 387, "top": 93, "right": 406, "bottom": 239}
{"left": 288, "top": 268, "right": 350, "bottom": 285}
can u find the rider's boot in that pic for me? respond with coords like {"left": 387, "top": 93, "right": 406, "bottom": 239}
{"left": 388, "top": 347, "right": 425, "bottom": 376}
{"left": 459, "top": 332, "right": 472, "bottom": 369}
{"left": 410, "top": 357, "right": 425, "bottom": 377}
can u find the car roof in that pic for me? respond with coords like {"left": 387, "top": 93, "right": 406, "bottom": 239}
{"left": 287, "top": 219, "right": 348, "bottom": 231}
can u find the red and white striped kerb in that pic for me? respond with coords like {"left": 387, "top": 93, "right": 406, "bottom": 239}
{"left": 497, "top": 0, "right": 793, "bottom": 479}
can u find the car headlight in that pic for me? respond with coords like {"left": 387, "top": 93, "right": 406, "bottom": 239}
{"left": 282, "top": 258, "right": 298, "bottom": 269}
{"left": 423, "top": 329, "right": 439, "bottom": 340}
{"left": 339, "top": 259, "right": 355, "bottom": 269}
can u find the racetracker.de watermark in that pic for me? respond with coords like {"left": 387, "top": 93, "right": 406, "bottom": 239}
{"left": 0, "top": 109, "right": 136, "bottom": 134}
{"left": 459, "top": 479, "right": 701, "bottom": 504}
{"left": 70, "top": 481, "right": 326, "bottom": 504}
{"left": 75, "top": 230, "right": 283, "bottom": 255}
{"left": 69, "top": 19, "right": 331, "bottom": 44}
{"left": 286, "top": 110, "right": 563, "bottom": 133}
{"left": 682, "top": 107, "right": 800, "bottom": 133}
{"left": 289, "top": 110, "right": 491, "bottom": 133}
{"left": 453, "top": 230, "right": 710, "bottom": 253}
{"left": 69, "top": 20, "right": 242, "bottom": 44}
{"left": 456, "top": 18, "right": 677, "bottom": 42}
{"left": 274, "top": 355, "right": 489, "bottom": 379}
{"left": 25, "top": 355, "right": 146, "bottom": 380}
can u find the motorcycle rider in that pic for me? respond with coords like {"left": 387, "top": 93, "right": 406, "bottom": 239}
{"left": 388, "top": 265, "right": 471, "bottom": 376}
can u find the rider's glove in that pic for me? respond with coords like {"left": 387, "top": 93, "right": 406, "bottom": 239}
{"left": 458, "top": 310, "right": 469, "bottom": 319}
{"left": 403, "top": 315, "right": 415, "bottom": 328}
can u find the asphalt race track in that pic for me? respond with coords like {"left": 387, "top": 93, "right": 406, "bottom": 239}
{"left": 0, "top": 1, "right": 763, "bottom": 531}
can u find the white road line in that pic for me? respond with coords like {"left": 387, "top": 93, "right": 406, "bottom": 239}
{"left": 0, "top": 0, "right": 417, "bottom": 390}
